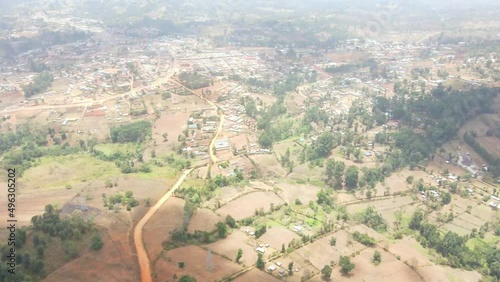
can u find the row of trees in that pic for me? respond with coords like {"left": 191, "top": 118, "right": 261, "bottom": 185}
{"left": 409, "top": 209, "right": 499, "bottom": 279}
{"left": 463, "top": 131, "right": 500, "bottom": 177}
{"left": 0, "top": 205, "right": 102, "bottom": 281}
{"left": 110, "top": 120, "right": 152, "bottom": 143}
{"left": 22, "top": 71, "right": 53, "bottom": 98}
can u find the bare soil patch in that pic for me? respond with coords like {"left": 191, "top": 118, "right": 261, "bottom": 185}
{"left": 216, "top": 191, "right": 285, "bottom": 220}
{"left": 155, "top": 245, "right": 242, "bottom": 282}
{"left": 338, "top": 247, "right": 422, "bottom": 282}
{"left": 206, "top": 230, "right": 258, "bottom": 266}
{"left": 143, "top": 197, "right": 185, "bottom": 260}
{"left": 233, "top": 269, "right": 282, "bottom": 282}
{"left": 187, "top": 208, "right": 223, "bottom": 233}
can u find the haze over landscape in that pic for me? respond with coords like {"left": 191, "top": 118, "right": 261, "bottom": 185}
{"left": 0, "top": 1, "right": 499, "bottom": 282}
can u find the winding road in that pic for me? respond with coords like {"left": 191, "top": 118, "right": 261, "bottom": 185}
{"left": 133, "top": 77, "right": 226, "bottom": 282}
{"left": 133, "top": 168, "right": 193, "bottom": 282}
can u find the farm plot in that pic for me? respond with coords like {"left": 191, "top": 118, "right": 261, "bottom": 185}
{"left": 206, "top": 230, "right": 258, "bottom": 266}
{"left": 249, "top": 154, "right": 287, "bottom": 178}
{"left": 233, "top": 269, "right": 282, "bottom": 282}
{"left": 337, "top": 247, "right": 422, "bottom": 282}
{"left": 143, "top": 197, "right": 185, "bottom": 260}
{"left": 277, "top": 181, "right": 321, "bottom": 205}
{"left": 152, "top": 111, "right": 190, "bottom": 155}
{"left": 257, "top": 226, "right": 300, "bottom": 251}
{"left": 216, "top": 191, "right": 285, "bottom": 220}
{"left": 187, "top": 208, "right": 223, "bottom": 233}
{"left": 20, "top": 155, "right": 119, "bottom": 190}
{"left": 346, "top": 196, "right": 415, "bottom": 214}
{"left": 155, "top": 245, "right": 242, "bottom": 282}
{"left": 78, "top": 115, "right": 110, "bottom": 141}
{"left": 293, "top": 230, "right": 365, "bottom": 270}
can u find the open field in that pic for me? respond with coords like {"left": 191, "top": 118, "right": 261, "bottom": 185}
{"left": 20, "top": 155, "right": 120, "bottom": 190}
{"left": 187, "top": 208, "right": 222, "bottom": 233}
{"left": 155, "top": 245, "right": 242, "bottom": 282}
{"left": 257, "top": 226, "right": 300, "bottom": 250}
{"left": 337, "top": 247, "right": 422, "bottom": 282}
{"left": 276, "top": 181, "right": 321, "bottom": 205}
{"left": 346, "top": 196, "right": 415, "bottom": 214}
{"left": 293, "top": 230, "right": 365, "bottom": 270}
{"left": 233, "top": 268, "right": 282, "bottom": 282}
{"left": 143, "top": 197, "right": 185, "bottom": 260}
{"left": 207, "top": 230, "right": 259, "bottom": 266}
{"left": 216, "top": 191, "right": 285, "bottom": 220}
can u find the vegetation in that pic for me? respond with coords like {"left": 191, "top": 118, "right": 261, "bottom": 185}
{"left": 339, "top": 255, "right": 355, "bottom": 275}
{"left": 357, "top": 207, "right": 387, "bottom": 232}
{"left": 90, "top": 233, "right": 104, "bottom": 251}
{"left": 22, "top": 71, "right": 53, "bottom": 97}
{"left": 236, "top": 249, "right": 243, "bottom": 263}
{"left": 179, "top": 72, "right": 211, "bottom": 89}
{"left": 321, "top": 264, "right": 332, "bottom": 279}
{"left": 256, "top": 253, "right": 265, "bottom": 269}
{"left": 178, "top": 275, "right": 197, "bottom": 282}
{"left": 464, "top": 131, "right": 500, "bottom": 177}
{"left": 0, "top": 205, "right": 96, "bottom": 281}
{"left": 373, "top": 250, "right": 382, "bottom": 265}
{"left": 352, "top": 231, "right": 376, "bottom": 246}
{"left": 110, "top": 120, "right": 152, "bottom": 143}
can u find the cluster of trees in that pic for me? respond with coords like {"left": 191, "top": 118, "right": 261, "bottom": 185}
{"left": 257, "top": 101, "right": 289, "bottom": 148}
{"left": 306, "top": 132, "right": 339, "bottom": 161}
{"left": 273, "top": 74, "right": 303, "bottom": 97}
{"left": 352, "top": 231, "right": 376, "bottom": 246}
{"left": 103, "top": 191, "right": 140, "bottom": 211}
{"left": 110, "top": 120, "right": 152, "bottom": 143}
{"left": 357, "top": 207, "right": 387, "bottom": 232}
{"left": 22, "top": 71, "right": 53, "bottom": 98}
{"left": 178, "top": 72, "right": 212, "bottom": 89}
{"left": 324, "top": 160, "right": 362, "bottom": 190}
{"left": 324, "top": 59, "right": 379, "bottom": 77}
{"left": 0, "top": 125, "right": 82, "bottom": 176}
{"left": 0, "top": 205, "right": 99, "bottom": 281}
{"left": 206, "top": 170, "right": 244, "bottom": 191}
{"left": 463, "top": 131, "right": 500, "bottom": 177}
{"left": 409, "top": 210, "right": 499, "bottom": 279}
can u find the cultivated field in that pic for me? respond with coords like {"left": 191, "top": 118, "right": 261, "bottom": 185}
{"left": 216, "top": 191, "right": 285, "bottom": 220}
{"left": 155, "top": 245, "right": 242, "bottom": 282}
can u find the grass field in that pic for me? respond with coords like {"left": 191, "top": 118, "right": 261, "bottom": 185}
{"left": 21, "top": 155, "right": 120, "bottom": 190}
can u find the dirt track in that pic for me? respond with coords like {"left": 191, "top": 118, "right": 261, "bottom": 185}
{"left": 134, "top": 73, "right": 225, "bottom": 282}
{"left": 133, "top": 168, "right": 193, "bottom": 282}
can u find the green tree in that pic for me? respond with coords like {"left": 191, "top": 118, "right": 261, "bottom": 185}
{"left": 339, "top": 255, "right": 355, "bottom": 275}
{"left": 329, "top": 237, "right": 336, "bottom": 246}
{"left": 256, "top": 253, "right": 265, "bottom": 269}
{"left": 288, "top": 261, "right": 294, "bottom": 275}
{"left": 321, "top": 265, "right": 332, "bottom": 279}
{"left": 178, "top": 275, "right": 197, "bottom": 282}
{"left": 90, "top": 233, "right": 104, "bottom": 251}
{"left": 345, "top": 166, "right": 359, "bottom": 189}
{"left": 236, "top": 248, "right": 243, "bottom": 263}
{"left": 373, "top": 250, "right": 381, "bottom": 265}
{"left": 409, "top": 209, "right": 424, "bottom": 230}
{"left": 216, "top": 222, "right": 228, "bottom": 238}
{"left": 441, "top": 192, "right": 451, "bottom": 205}
{"left": 225, "top": 215, "right": 237, "bottom": 228}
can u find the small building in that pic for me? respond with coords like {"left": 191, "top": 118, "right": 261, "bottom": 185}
{"left": 255, "top": 247, "right": 266, "bottom": 253}
{"left": 267, "top": 265, "right": 277, "bottom": 272}
{"left": 214, "top": 139, "right": 230, "bottom": 151}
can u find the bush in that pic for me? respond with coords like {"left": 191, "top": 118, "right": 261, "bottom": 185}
{"left": 352, "top": 231, "right": 376, "bottom": 246}
{"left": 90, "top": 233, "right": 104, "bottom": 251}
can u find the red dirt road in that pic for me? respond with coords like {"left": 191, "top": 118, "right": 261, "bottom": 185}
{"left": 133, "top": 168, "right": 193, "bottom": 282}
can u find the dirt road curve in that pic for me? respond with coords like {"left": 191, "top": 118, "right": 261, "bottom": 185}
{"left": 133, "top": 168, "right": 193, "bottom": 282}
